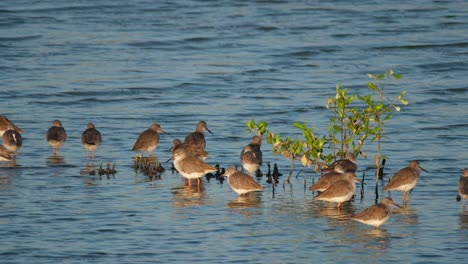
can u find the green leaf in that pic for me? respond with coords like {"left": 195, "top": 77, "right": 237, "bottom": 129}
{"left": 393, "top": 73, "right": 402, "bottom": 79}
{"left": 367, "top": 82, "right": 376, "bottom": 90}
{"left": 293, "top": 122, "right": 305, "bottom": 130}
{"left": 383, "top": 113, "right": 393, "bottom": 120}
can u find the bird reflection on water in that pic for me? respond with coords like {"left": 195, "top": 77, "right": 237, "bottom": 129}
{"left": 171, "top": 183, "right": 207, "bottom": 208}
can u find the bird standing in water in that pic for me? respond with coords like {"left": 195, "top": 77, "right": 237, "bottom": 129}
{"left": 240, "top": 135, "right": 262, "bottom": 177}
{"left": 221, "top": 167, "right": 264, "bottom": 195}
{"left": 383, "top": 160, "right": 427, "bottom": 206}
{"left": 81, "top": 123, "right": 102, "bottom": 161}
{"left": 132, "top": 123, "right": 167, "bottom": 157}
{"left": 184, "top": 120, "right": 213, "bottom": 151}
{"left": 351, "top": 197, "right": 402, "bottom": 229}
{"left": 2, "top": 129, "right": 22, "bottom": 161}
{"left": 172, "top": 147, "right": 217, "bottom": 188}
{"left": 46, "top": 120, "right": 67, "bottom": 156}
{"left": 315, "top": 172, "right": 359, "bottom": 212}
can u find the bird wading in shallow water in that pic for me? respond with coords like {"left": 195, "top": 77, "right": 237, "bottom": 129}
{"left": 170, "top": 138, "right": 208, "bottom": 161}
{"left": 221, "top": 167, "right": 264, "bottom": 195}
{"left": 383, "top": 160, "right": 427, "bottom": 207}
{"left": 322, "top": 152, "right": 358, "bottom": 174}
{"left": 46, "top": 120, "right": 67, "bottom": 156}
{"left": 184, "top": 120, "right": 213, "bottom": 151}
{"left": 315, "top": 172, "right": 359, "bottom": 212}
{"left": 351, "top": 197, "right": 402, "bottom": 229}
{"left": 172, "top": 147, "right": 217, "bottom": 188}
{"left": 240, "top": 135, "right": 262, "bottom": 177}
{"left": 2, "top": 129, "right": 22, "bottom": 161}
{"left": 309, "top": 171, "right": 344, "bottom": 192}
{"left": 81, "top": 123, "right": 102, "bottom": 162}
{"left": 132, "top": 123, "right": 167, "bottom": 158}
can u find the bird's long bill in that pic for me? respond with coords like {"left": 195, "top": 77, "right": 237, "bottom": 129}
{"left": 165, "top": 156, "right": 173, "bottom": 163}
{"left": 420, "top": 166, "right": 428, "bottom": 173}
{"left": 392, "top": 201, "right": 403, "bottom": 208}
{"left": 160, "top": 128, "right": 168, "bottom": 134}
{"left": 206, "top": 128, "right": 214, "bottom": 134}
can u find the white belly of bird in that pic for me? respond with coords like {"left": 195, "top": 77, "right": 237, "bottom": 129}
{"left": 355, "top": 216, "right": 389, "bottom": 227}
{"left": 231, "top": 187, "right": 253, "bottom": 195}
{"left": 173, "top": 160, "right": 205, "bottom": 179}
{"left": 319, "top": 192, "right": 354, "bottom": 203}
{"left": 396, "top": 182, "right": 417, "bottom": 192}
{"left": 243, "top": 163, "right": 259, "bottom": 174}
{"left": 48, "top": 140, "right": 65, "bottom": 148}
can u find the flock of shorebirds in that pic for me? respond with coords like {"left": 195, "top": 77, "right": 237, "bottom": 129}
{"left": 1, "top": 115, "right": 468, "bottom": 230}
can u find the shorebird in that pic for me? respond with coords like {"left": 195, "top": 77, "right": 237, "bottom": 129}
{"left": 351, "top": 197, "right": 402, "bottom": 229}
{"left": 170, "top": 138, "right": 208, "bottom": 161}
{"left": 2, "top": 129, "right": 22, "bottom": 160}
{"left": 81, "top": 123, "right": 102, "bottom": 161}
{"left": 383, "top": 160, "right": 427, "bottom": 206}
{"left": 240, "top": 135, "right": 262, "bottom": 176}
{"left": 322, "top": 152, "right": 358, "bottom": 174}
{"left": 458, "top": 168, "right": 468, "bottom": 208}
{"left": 0, "top": 115, "right": 22, "bottom": 136}
{"left": 309, "top": 171, "right": 343, "bottom": 192}
{"left": 184, "top": 120, "right": 213, "bottom": 150}
{"left": 0, "top": 144, "right": 13, "bottom": 161}
{"left": 132, "top": 123, "right": 167, "bottom": 157}
{"left": 221, "top": 167, "right": 265, "bottom": 195}
{"left": 172, "top": 147, "right": 217, "bottom": 187}
{"left": 46, "top": 120, "right": 67, "bottom": 156}
{"left": 315, "top": 172, "right": 359, "bottom": 212}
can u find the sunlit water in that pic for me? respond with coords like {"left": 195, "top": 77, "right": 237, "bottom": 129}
{"left": 1, "top": 0, "right": 468, "bottom": 263}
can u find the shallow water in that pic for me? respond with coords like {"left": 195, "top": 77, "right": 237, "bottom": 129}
{"left": 1, "top": 0, "right": 468, "bottom": 263}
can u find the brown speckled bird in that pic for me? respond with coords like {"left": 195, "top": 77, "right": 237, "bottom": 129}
{"left": 383, "top": 160, "right": 427, "bottom": 206}
{"left": 352, "top": 197, "right": 402, "bottom": 229}
{"left": 46, "top": 120, "right": 67, "bottom": 156}
{"left": 184, "top": 121, "right": 213, "bottom": 151}
{"left": 132, "top": 123, "right": 167, "bottom": 157}
{"left": 240, "top": 135, "right": 262, "bottom": 177}
{"left": 221, "top": 167, "right": 265, "bottom": 195}
{"left": 315, "top": 172, "right": 359, "bottom": 212}
{"left": 2, "top": 129, "right": 22, "bottom": 160}
{"left": 81, "top": 123, "right": 102, "bottom": 161}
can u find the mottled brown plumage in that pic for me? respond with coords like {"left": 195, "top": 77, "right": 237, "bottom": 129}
{"left": 0, "top": 115, "right": 22, "bottom": 136}
{"left": 383, "top": 160, "right": 427, "bottom": 205}
{"left": 322, "top": 152, "right": 357, "bottom": 174}
{"left": 132, "top": 123, "right": 167, "bottom": 157}
{"left": 2, "top": 129, "right": 22, "bottom": 160}
{"left": 81, "top": 123, "right": 102, "bottom": 161}
{"left": 309, "top": 171, "right": 343, "bottom": 192}
{"left": 240, "top": 135, "right": 262, "bottom": 176}
{"left": 222, "top": 167, "right": 265, "bottom": 195}
{"left": 171, "top": 138, "right": 208, "bottom": 161}
{"left": 458, "top": 168, "right": 468, "bottom": 208}
{"left": 172, "top": 147, "right": 217, "bottom": 187}
{"left": 46, "top": 120, "right": 67, "bottom": 156}
{"left": 315, "top": 172, "right": 359, "bottom": 210}
{"left": 352, "top": 197, "right": 402, "bottom": 229}
{"left": 184, "top": 121, "right": 212, "bottom": 150}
